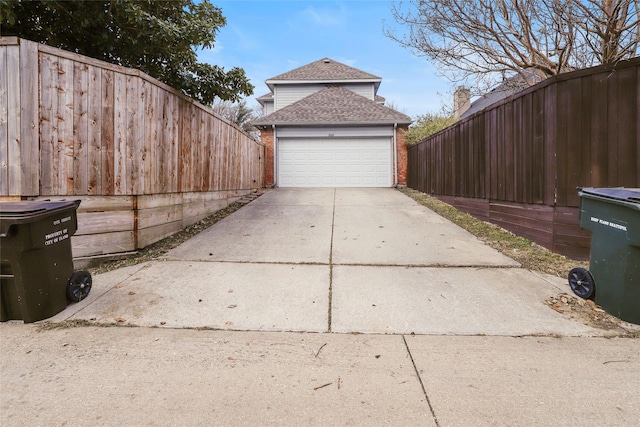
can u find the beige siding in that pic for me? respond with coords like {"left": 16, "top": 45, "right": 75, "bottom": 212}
{"left": 274, "top": 83, "right": 376, "bottom": 111}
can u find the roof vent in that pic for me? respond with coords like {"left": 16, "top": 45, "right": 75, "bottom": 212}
{"left": 323, "top": 59, "right": 330, "bottom": 63}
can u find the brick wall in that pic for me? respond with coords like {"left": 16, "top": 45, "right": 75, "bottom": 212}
{"left": 259, "top": 127, "right": 275, "bottom": 187}
{"left": 396, "top": 125, "right": 409, "bottom": 186}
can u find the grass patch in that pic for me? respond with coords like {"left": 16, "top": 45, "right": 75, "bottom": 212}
{"left": 400, "top": 188, "right": 588, "bottom": 278}
{"left": 37, "top": 319, "right": 140, "bottom": 330}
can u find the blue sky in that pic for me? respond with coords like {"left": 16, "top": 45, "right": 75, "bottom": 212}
{"left": 198, "top": 0, "right": 452, "bottom": 118}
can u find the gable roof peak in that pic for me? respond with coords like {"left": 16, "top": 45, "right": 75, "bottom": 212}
{"left": 266, "top": 58, "right": 382, "bottom": 83}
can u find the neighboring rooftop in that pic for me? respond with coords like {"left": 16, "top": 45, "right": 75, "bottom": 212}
{"left": 256, "top": 93, "right": 273, "bottom": 106}
{"left": 460, "top": 70, "right": 545, "bottom": 120}
{"left": 252, "top": 85, "right": 411, "bottom": 126}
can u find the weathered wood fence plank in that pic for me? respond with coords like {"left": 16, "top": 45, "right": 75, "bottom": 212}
{"left": 1, "top": 38, "right": 265, "bottom": 261}
{"left": 73, "top": 62, "right": 89, "bottom": 194}
{"left": 87, "top": 64, "right": 102, "bottom": 195}
{"left": 6, "top": 44, "right": 21, "bottom": 195}
{"left": 19, "top": 39, "right": 39, "bottom": 195}
{"left": 0, "top": 45, "right": 8, "bottom": 196}
{"left": 59, "top": 57, "right": 74, "bottom": 195}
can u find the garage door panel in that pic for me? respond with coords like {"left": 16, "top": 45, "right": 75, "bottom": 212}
{"left": 278, "top": 138, "right": 392, "bottom": 187}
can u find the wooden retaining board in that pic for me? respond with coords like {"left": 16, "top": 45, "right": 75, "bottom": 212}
{"left": 14, "top": 191, "right": 250, "bottom": 258}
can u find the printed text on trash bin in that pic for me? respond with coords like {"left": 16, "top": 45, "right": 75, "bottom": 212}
{"left": 590, "top": 216, "right": 628, "bottom": 232}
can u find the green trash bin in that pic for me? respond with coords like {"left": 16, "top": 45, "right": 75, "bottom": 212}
{"left": 1, "top": 200, "right": 92, "bottom": 323}
{"left": 568, "top": 188, "right": 640, "bottom": 324}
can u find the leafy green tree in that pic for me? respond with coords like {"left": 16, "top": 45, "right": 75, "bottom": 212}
{"left": 0, "top": 0, "right": 253, "bottom": 104}
{"left": 404, "top": 113, "right": 456, "bottom": 145}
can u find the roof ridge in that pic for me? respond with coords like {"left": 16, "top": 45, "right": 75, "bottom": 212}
{"left": 266, "top": 58, "right": 381, "bottom": 81}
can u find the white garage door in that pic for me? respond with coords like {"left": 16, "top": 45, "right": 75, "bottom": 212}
{"left": 278, "top": 138, "right": 392, "bottom": 187}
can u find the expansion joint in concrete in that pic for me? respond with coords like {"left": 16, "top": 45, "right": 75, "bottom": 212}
{"left": 327, "top": 189, "right": 337, "bottom": 333}
{"left": 402, "top": 335, "right": 440, "bottom": 426}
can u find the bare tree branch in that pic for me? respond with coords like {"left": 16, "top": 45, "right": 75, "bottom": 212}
{"left": 386, "top": 0, "right": 639, "bottom": 92}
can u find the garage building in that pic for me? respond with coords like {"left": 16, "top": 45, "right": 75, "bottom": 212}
{"left": 252, "top": 58, "right": 412, "bottom": 188}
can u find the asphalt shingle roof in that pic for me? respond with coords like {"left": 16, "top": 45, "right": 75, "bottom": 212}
{"left": 267, "top": 58, "right": 381, "bottom": 82}
{"left": 256, "top": 93, "right": 273, "bottom": 106}
{"left": 460, "top": 70, "right": 545, "bottom": 119}
{"left": 252, "top": 86, "right": 411, "bottom": 126}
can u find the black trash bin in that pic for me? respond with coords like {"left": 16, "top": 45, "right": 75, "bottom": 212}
{"left": 1, "top": 200, "right": 92, "bottom": 323}
{"left": 568, "top": 188, "right": 640, "bottom": 324}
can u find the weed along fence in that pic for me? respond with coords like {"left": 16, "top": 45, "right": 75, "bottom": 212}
{"left": 408, "top": 57, "right": 639, "bottom": 260}
{"left": 0, "top": 37, "right": 265, "bottom": 262}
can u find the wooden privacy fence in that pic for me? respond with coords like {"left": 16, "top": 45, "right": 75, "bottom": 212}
{"left": 408, "top": 57, "right": 639, "bottom": 260}
{"left": 1, "top": 37, "right": 265, "bottom": 261}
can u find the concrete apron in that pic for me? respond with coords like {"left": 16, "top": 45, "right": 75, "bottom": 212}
{"left": 52, "top": 188, "right": 605, "bottom": 336}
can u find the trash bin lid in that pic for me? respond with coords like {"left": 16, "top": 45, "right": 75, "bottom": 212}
{"left": 0, "top": 200, "right": 80, "bottom": 236}
{"left": 579, "top": 188, "right": 640, "bottom": 203}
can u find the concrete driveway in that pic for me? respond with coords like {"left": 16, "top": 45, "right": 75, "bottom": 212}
{"left": 4, "top": 188, "right": 640, "bottom": 427}
{"left": 53, "top": 188, "right": 612, "bottom": 336}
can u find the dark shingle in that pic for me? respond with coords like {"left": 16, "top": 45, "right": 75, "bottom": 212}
{"left": 256, "top": 93, "right": 273, "bottom": 107}
{"left": 460, "top": 70, "right": 545, "bottom": 119}
{"left": 267, "top": 58, "right": 381, "bottom": 82}
{"left": 252, "top": 86, "right": 411, "bottom": 126}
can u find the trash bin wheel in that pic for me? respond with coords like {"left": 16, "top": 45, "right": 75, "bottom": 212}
{"left": 568, "top": 267, "right": 595, "bottom": 300}
{"left": 67, "top": 270, "right": 92, "bottom": 302}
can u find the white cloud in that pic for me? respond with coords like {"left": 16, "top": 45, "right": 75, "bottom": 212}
{"left": 229, "top": 25, "right": 259, "bottom": 51}
{"left": 333, "top": 56, "right": 357, "bottom": 67}
{"left": 300, "top": 4, "right": 346, "bottom": 27}
{"left": 286, "top": 59, "right": 300, "bottom": 69}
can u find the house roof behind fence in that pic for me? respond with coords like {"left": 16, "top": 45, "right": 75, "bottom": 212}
{"left": 460, "top": 70, "right": 545, "bottom": 119}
